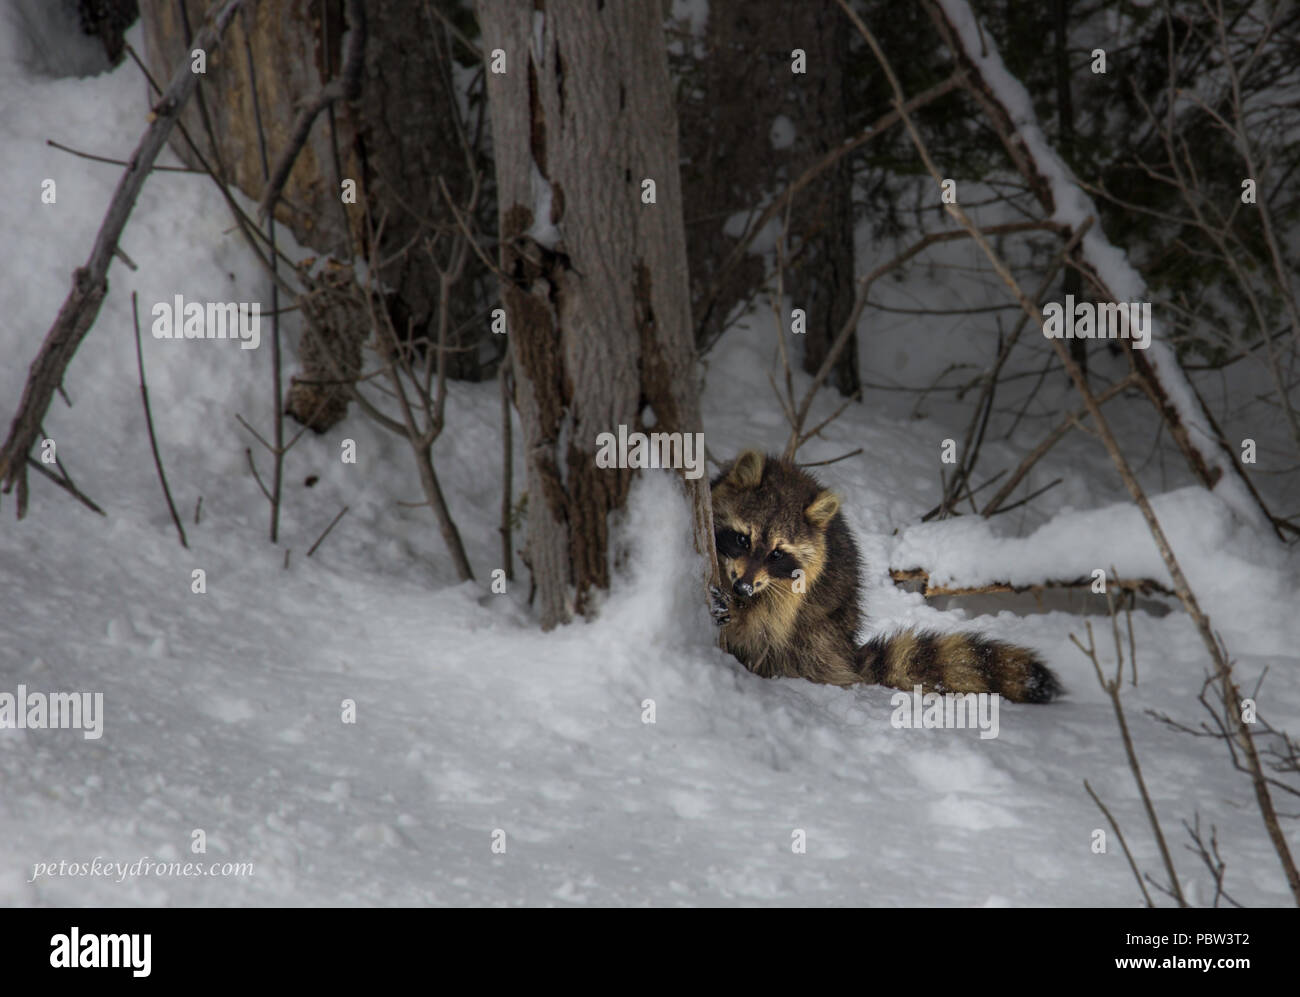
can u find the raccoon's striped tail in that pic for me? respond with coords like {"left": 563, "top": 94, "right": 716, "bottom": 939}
{"left": 856, "top": 629, "right": 1062, "bottom": 704}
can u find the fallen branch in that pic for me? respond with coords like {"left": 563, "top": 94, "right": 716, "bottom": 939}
{"left": 889, "top": 567, "right": 1174, "bottom": 600}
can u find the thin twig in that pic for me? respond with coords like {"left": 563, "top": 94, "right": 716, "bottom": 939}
{"left": 1072, "top": 619, "right": 1188, "bottom": 906}
{"left": 234, "top": 413, "right": 274, "bottom": 453}
{"left": 797, "top": 447, "right": 863, "bottom": 468}
{"left": 45, "top": 138, "right": 201, "bottom": 173}
{"left": 983, "top": 375, "right": 1136, "bottom": 516}
{"left": 500, "top": 352, "right": 514, "bottom": 581}
{"left": 1084, "top": 779, "right": 1156, "bottom": 908}
{"left": 132, "top": 292, "right": 187, "bottom": 548}
{"left": 242, "top": 10, "right": 284, "bottom": 544}
{"left": 244, "top": 447, "right": 272, "bottom": 502}
{"left": 306, "top": 505, "right": 350, "bottom": 558}
{"left": 25, "top": 458, "right": 105, "bottom": 516}
{"left": 986, "top": 476, "right": 1062, "bottom": 516}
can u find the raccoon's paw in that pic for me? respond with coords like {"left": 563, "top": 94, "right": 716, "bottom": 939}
{"left": 709, "top": 584, "right": 732, "bottom": 627}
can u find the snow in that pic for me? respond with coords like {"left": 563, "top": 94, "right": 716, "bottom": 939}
{"left": 3, "top": 0, "right": 110, "bottom": 79}
{"left": 1, "top": 16, "right": 1298, "bottom": 908}
{"left": 670, "top": 0, "right": 710, "bottom": 37}
{"left": 768, "top": 114, "right": 796, "bottom": 150}
{"left": 723, "top": 198, "right": 783, "bottom": 255}
{"left": 526, "top": 158, "right": 561, "bottom": 250}
{"left": 936, "top": 0, "right": 1273, "bottom": 533}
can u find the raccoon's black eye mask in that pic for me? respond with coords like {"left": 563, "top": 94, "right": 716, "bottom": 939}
{"left": 765, "top": 548, "right": 798, "bottom": 577}
{"left": 716, "top": 528, "right": 749, "bottom": 558}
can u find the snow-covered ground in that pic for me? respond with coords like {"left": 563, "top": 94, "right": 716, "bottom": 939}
{"left": 1, "top": 14, "right": 1297, "bottom": 907}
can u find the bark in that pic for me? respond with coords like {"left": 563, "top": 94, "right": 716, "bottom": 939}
{"left": 476, "top": 0, "right": 717, "bottom": 629}
{"left": 351, "top": 0, "right": 490, "bottom": 380}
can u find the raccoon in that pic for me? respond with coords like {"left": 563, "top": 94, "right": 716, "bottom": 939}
{"left": 709, "top": 451, "right": 1061, "bottom": 704}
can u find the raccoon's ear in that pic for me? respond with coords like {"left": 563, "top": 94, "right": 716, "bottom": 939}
{"left": 804, "top": 489, "right": 841, "bottom": 528}
{"left": 723, "top": 450, "right": 765, "bottom": 490}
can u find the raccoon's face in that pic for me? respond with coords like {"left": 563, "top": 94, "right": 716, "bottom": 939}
{"left": 715, "top": 523, "right": 805, "bottom": 602}
{"left": 711, "top": 450, "right": 840, "bottom": 604}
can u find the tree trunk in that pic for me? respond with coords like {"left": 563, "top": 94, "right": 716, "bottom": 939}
{"left": 677, "top": 0, "right": 858, "bottom": 396}
{"left": 139, "top": 0, "right": 358, "bottom": 254}
{"left": 476, "top": 0, "right": 717, "bottom": 629}
{"left": 786, "top": 2, "right": 859, "bottom": 398}
{"left": 137, "top": 0, "right": 493, "bottom": 391}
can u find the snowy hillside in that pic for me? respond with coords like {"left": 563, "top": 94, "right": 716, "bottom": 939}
{"left": 2, "top": 14, "right": 1298, "bottom": 908}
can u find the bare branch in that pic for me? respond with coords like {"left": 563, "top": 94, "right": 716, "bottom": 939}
{"left": 132, "top": 292, "right": 188, "bottom": 548}
{"left": 306, "top": 505, "right": 350, "bottom": 558}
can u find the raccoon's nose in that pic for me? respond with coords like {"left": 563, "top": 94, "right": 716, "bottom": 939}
{"left": 733, "top": 579, "right": 754, "bottom": 598}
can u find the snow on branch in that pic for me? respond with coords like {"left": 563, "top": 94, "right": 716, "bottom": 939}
{"left": 888, "top": 485, "right": 1262, "bottom": 600}
{"left": 927, "top": 0, "right": 1277, "bottom": 537}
